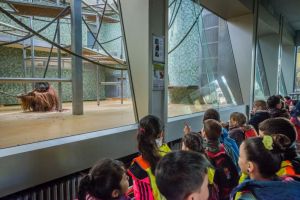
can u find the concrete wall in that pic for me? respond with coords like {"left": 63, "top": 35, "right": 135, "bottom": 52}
{"left": 227, "top": 14, "right": 253, "bottom": 105}
{"left": 259, "top": 34, "right": 279, "bottom": 95}
{"left": 120, "top": 0, "right": 150, "bottom": 119}
{"left": 282, "top": 45, "right": 296, "bottom": 93}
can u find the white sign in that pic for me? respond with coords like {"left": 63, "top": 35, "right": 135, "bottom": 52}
{"left": 152, "top": 35, "right": 165, "bottom": 63}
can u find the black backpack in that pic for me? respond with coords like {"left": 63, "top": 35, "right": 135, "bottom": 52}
{"left": 206, "top": 146, "right": 239, "bottom": 200}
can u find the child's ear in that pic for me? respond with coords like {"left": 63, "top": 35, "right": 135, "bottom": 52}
{"left": 248, "top": 161, "right": 255, "bottom": 173}
{"left": 185, "top": 193, "right": 199, "bottom": 200}
{"left": 111, "top": 189, "right": 120, "bottom": 198}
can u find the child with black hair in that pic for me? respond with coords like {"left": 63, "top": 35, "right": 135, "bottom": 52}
{"left": 155, "top": 151, "right": 211, "bottom": 200}
{"left": 203, "top": 119, "right": 239, "bottom": 200}
{"left": 249, "top": 100, "right": 270, "bottom": 132}
{"left": 229, "top": 112, "right": 257, "bottom": 147}
{"left": 231, "top": 135, "right": 300, "bottom": 200}
{"left": 182, "top": 132, "right": 220, "bottom": 200}
{"left": 128, "top": 115, "right": 171, "bottom": 200}
{"left": 259, "top": 118, "right": 300, "bottom": 177}
{"left": 182, "top": 132, "right": 205, "bottom": 154}
{"left": 267, "top": 95, "right": 290, "bottom": 119}
{"left": 77, "top": 158, "right": 130, "bottom": 200}
{"left": 184, "top": 108, "right": 239, "bottom": 171}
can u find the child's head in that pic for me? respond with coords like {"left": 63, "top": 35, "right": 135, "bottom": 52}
{"left": 156, "top": 151, "right": 210, "bottom": 200}
{"left": 284, "top": 96, "right": 291, "bottom": 101}
{"left": 137, "top": 115, "right": 164, "bottom": 173}
{"left": 203, "top": 108, "right": 220, "bottom": 122}
{"left": 253, "top": 100, "right": 267, "bottom": 112}
{"left": 182, "top": 132, "right": 205, "bottom": 154}
{"left": 238, "top": 135, "right": 290, "bottom": 180}
{"left": 78, "top": 158, "right": 129, "bottom": 200}
{"left": 258, "top": 118, "right": 296, "bottom": 147}
{"left": 229, "top": 112, "right": 246, "bottom": 128}
{"left": 203, "top": 119, "right": 222, "bottom": 141}
{"left": 267, "top": 95, "right": 282, "bottom": 109}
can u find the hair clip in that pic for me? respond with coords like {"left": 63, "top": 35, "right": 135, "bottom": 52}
{"left": 262, "top": 135, "right": 273, "bottom": 150}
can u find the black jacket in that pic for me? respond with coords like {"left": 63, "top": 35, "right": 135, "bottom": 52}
{"left": 249, "top": 111, "right": 270, "bottom": 132}
{"left": 269, "top": 108, "right": 290, "bottom": 119}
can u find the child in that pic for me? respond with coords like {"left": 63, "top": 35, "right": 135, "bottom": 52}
{"left": 203, "top": 119, "right": 239, "bottom": 200}
{"left": 231, "top": 135, "right": 300, "bottom": 199}
{"left": 229, "top": 112, "right": 257, "bottom": 147}
{"left": 182, "top": 132, "right": 219, "bottom": 200}
{"left": 182, "top": 132, "right": 205, "bottom": 154}
{"left": 290, "top": 101, "right": 300, "bottom": 152}
{"left": 77, "top": 158, "right": 130, "bottom": 200}
{"left": 267, "top": 95, "right": 290, "bottom": 119}
{"left": 128, "top": 115, "right": 171, "bottom": 200}
{"left": 249, "top": 100, "right": 270, "bottom": 132}
{"left": 155, "top": 151, "right": 211, "bottom": 200}
{"left": 258, "top": 118, "right": 300, "bottom": 177}
{"left": 202, "top": 108, "right": 240, "bottom": 170}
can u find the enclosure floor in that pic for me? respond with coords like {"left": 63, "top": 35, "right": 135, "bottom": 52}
{"left": 0, "top": 100, "right": 135, "bottom": 148}
{"left": 0, "top": 100, "right": 222, "bottom": 149}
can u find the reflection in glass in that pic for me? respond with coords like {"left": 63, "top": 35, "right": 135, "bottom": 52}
{"left": 168, "top": 0, "right": 241, "bottom": 117}
{"left": 295, "top": 48, "right": 300, "bottom": 91}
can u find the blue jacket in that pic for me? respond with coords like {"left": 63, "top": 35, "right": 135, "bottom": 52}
{"left": 221, "top": 128, "right": 240, "bottom": 170}
{"left": 230, "top": 178, "right": 300, "bottom": 200}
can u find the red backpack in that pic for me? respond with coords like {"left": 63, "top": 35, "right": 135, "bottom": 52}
{"left": 206, "top": 145, "right": 239, "bottom": 200}
{"left": 242, "top": 125, "right": 258, "bottom": 139}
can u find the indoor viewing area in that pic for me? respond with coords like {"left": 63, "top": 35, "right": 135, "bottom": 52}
{"left": 1, "top": 0, "right": 300, "bottom": 199}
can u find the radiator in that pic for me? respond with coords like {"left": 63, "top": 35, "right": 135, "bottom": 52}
{"left": 4, "top": 175, "right": 81, "bottom": 200}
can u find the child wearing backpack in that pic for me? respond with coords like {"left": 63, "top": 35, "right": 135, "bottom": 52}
{"left": 184, "top": 108, "right": 240, "bottom": 171}
{"left": 182, "top": 132, "right": 219, "bottom": 200}
{"left": 77, "top": 158, "right": 130, "bottom": 200}
{"left": 128, "top": 115, "right": 171, "bottom": 200}
{"left": 203, "top": 119, "right": 239, "bottom": 200}
{"left": 231, "top": 135, "right": 300, "bottom": 200}
{"left": 229, "top": 112, "right": 257, "bottom": 147}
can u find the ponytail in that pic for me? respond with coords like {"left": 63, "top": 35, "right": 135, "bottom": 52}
{"left": 271, "top": 134, "right": 291, "bottom": 153}
{"left": 78, "top": 174, "right": 91, "bottom": 200}
{"left": 137, "top": 115, "right": 163, "bottom": 173}
{"left": 244, "top": 135, "right": 290, "bottom": 178}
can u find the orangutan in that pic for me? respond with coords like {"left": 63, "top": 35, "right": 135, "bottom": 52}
{"left": 17, "top": 82, "right": 59, "bottom": 112}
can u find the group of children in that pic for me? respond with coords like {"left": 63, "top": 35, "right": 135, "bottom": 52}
{"left": 76, "top": 95, "right": 300, "bottom": 200}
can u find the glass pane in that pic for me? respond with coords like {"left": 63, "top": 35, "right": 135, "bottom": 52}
{"left": 254, "top": 1, "right": 280, "bottom": 100}
{"left": 294, "top": 47, "right": 300, "bottom": 91}
{"left": 0, "top": 0, "right": 136, "bottom": 148}
{"left": 168, "top": 0, "right": 240, "bottom": 117}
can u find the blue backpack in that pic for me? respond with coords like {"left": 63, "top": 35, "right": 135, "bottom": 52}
{"left": 221, "top": 128, "right": 240, "bottom": 171}
{"left": 230, "top": 178, "right": 300, "bottom": 200}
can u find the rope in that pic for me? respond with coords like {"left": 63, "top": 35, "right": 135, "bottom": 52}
{"left": 0, "top": 91, "right": 18, "bottom": 98}
{"left": 168, "top": 8, "right": 203, "bottom": 55}
{"left": 169, "top": 0, "right": 176, "bottom": 7}
{"left": 0, "top": 7, "right": 127, "bottom": 70}
{"left": 168, "top": 0, "right": 178, "bottom": 28}
{"left": 92, "top": 0, "right": 108, "bottom": 49}
{"left": 0, "top": 6, "right": 70, "bottom": 47}
{"left": 168, "top": 0, "right": 182, "bottom": 29}
{"left": 100, "top": 35, "right": 122, "bottom": 45}
{"left": 82, "top": 17, "right": 126, "bottom": 66}
{"left": 43, "top": 20, "right": 59, "bottom": 78}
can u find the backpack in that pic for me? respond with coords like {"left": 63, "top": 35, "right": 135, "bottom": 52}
{"left": 221, "top": 128, "right": 240, "bottom": 171}
{"left": 242, "top": 125, "right": 258, "bottom": 139}
{"left": 230, "top": 178, "right": 300, "bottom": 200}
{"left": 206, "top": 146, "right": 239, "bottom": 200}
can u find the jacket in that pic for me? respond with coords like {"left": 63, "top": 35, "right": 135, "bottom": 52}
{"left": 249, "top": 111, "right": 270, "bottom": 132}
